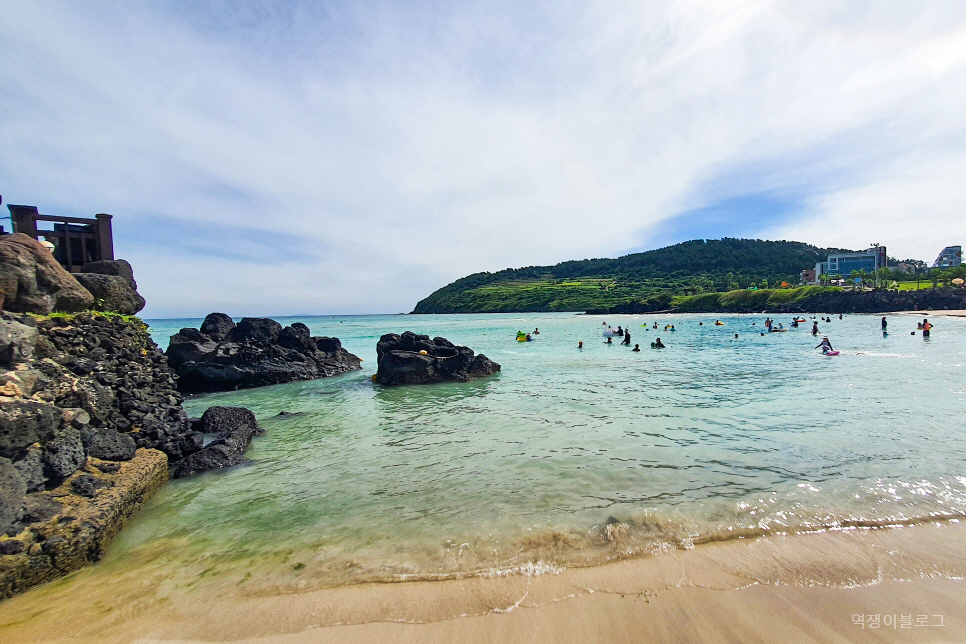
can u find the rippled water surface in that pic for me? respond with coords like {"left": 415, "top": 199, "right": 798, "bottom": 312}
{"left": 122, "top": 312, "right": 966, "bottom": 588}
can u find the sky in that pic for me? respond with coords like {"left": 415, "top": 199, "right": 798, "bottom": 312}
{"left": 1, "top": 1, "right": 965, "bottom": 318}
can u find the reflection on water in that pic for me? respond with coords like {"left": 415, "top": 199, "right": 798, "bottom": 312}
{"left": 80, "top": 312, "right": 966, "bottom": 591}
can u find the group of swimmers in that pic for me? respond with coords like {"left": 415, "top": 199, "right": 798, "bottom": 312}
{"left": 597, "top": 321, "right": 666, "bottom": 350}
{"left": 571, "top": 313, "right": 938, "bottom": 355}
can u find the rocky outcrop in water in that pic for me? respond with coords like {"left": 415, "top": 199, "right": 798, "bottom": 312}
{"left": 0, "top": 312, "right": 263, "bottom": 599}
{"left": 166, "top": 313, "right": 362, "bottom": 394}
{"left": 0, "top": 449, "right": 168, "bottom": 601}
{"left": 172, "top": 407, "right": 264, "bottom": 479}
{"left": 375, "top": 331, "right": 500, "bottom": 386}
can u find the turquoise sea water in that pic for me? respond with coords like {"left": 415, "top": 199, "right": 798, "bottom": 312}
{"left": 113, "top": 312, "right": 966, "bottom": 589}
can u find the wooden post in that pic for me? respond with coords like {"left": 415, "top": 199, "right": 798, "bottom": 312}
{"left": 95, "top": 213, "right": 114, "bottom": 261}
{"left": 63, "top": 224, "right": 74, "bottom": 271}
{"left": 8, "top": 205, "right": 39, "bottom": 238}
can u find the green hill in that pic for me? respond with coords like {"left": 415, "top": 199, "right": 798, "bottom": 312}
{"left": 412, "top": 238, "right": 850, "bottom": 314}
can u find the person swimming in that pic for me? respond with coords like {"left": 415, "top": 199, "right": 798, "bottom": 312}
{"left": 651, "top": 338, "right": 666, "bottom": 348}
{"left": 632, "top": 344, "right": 640, "bottom": 352}
{"left": 533, "top": 328, "right": 540, "bottom": 335}
{"left": 605, "top": 337, "right": 613, "bottom": 344}
{"left": 791, "top": 319, "right": 798, "bottom": 328}
{"left": 815, "top": 336, "right": 833, "bottom": 354}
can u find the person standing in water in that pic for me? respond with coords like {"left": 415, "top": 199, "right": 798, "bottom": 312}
{"left": 622, "top": 330, "right": 632, "bottom": 345}
{"left": 632, "top": 344, "right": 641, "bottom": 352}
{"left": 578, "top": 341, "right": 583, "bottom": 349}
{"left": 881, "top": 317, "right": 887, "bottom": 331}
{"left": 922, "top": 319, "right": 932, "bottom": 338}
{"left": 605, "top": 337, "right": 613, "bottom": 344}
{"left": 811, "top": 321, "right": 820, "bottom": 335}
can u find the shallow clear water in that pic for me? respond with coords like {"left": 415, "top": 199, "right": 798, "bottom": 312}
{"left": 120, "top": 312, "right": 966, "bottom": 589}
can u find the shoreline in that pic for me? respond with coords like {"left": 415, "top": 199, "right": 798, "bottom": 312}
{"left": 1, "top": 519, "right": 963, "bottom": 642}
{"left": 893, "top": 309, "right": 966, "bottom": 318}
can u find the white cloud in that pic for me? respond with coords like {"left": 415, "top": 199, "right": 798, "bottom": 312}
{"left": 1, "top": 1, "right": 964, "bottom": 317}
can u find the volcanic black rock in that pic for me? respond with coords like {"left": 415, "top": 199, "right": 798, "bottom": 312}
{"left": 200, "top": 312, "right": 235, "bottom": 341}
{"left": 375, "top": 331, "right": 500, "bottom": 386}
{"left": 72, "top": 273, "right": 145, "bottom": 316}
{"left": 171, "top": 407, "right": 264, "bottom": 479}
{"left": 166, "top": 313, "right": 362, "bottom": 394}
{"left": 84, "top": 428, "right": 137, "bottom": 462}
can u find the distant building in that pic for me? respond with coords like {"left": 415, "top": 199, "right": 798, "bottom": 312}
{"left": 932, "top": 245, "right": 962, "bottom": 268}
{"left": 814, "top": 246, "right": 887, "bottom": 279}
{"left": 800, "top": 269, "right": 816, "bottom": 284}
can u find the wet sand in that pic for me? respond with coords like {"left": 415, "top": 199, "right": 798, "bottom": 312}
{"left": 2, "top": 521, "right": 963, "bottom": 643}
{"left": 894, "top": 309, "right": 966, "bottom": 317}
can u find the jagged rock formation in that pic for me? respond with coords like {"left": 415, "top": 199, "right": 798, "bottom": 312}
{"left": 172, "top": 407, "right": 264, "bottom": 479}
{"left": 74, "top": 259, "right": 145, "bottom": 316}
{"left": 375, "top": 331, "right": 500, "bottom": 385}
{"left": 0, "top": 449, "right": 168, "bottom": 601}
{"left": 0, "top": 234, "right": 93, "bottom": 314}
{"left": 0, "top": 312, "right": 262, "bottom": 599}
{"left": 0, "top": 234, "right": 145, "bottom": 316}
{"left": 166, "top": 313, "right": 362, "bottom": 394}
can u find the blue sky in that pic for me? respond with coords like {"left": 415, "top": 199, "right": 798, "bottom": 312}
{"left": 2, "top": 1, "right": 965, "bottom": 317}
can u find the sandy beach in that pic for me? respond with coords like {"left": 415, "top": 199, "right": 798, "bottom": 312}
{"left": 2, "top": 520, "right": 963, "bottom": 643}
{"left": 894, "top": 309, "right": 966, "bottom": 317}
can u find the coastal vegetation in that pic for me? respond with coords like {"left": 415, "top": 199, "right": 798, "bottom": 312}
{"left": 670, "top": 286, "right": 842, "bottom": 312}
{"left": 413, "top": 238, "right": 965, "bottom": 314}
{"left": 412, "top": 238, "right": 849, "bottom": 314}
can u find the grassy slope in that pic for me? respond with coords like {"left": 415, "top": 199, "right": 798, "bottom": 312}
{"left": 413, "top": 239, "right": 844, "bottom": 313}
{"left": 671, "top": 286, "right": 842, "bottom": 312}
